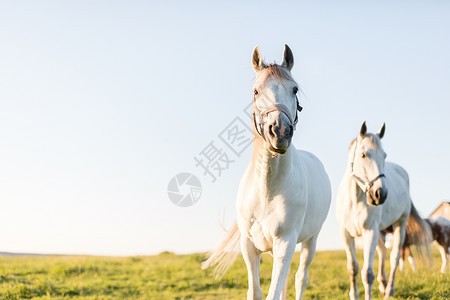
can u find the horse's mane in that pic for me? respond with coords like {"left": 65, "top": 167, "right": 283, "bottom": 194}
{"left": 349, "top": 133, "right": 381, "bottom": 150}
{"left": 256, "top": 63, "right": 296, "bottom": 87}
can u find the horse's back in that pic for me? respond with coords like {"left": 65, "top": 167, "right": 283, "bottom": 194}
{"left": 296, "top": 150, "right": 331, "bottom": 239}
{"left": 428, "top": 216, "right": 450, "bottom": 245}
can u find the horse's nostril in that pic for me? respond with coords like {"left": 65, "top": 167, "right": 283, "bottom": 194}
{"left": 375, "top": 189, "right": 381, "bottom": 200}
{"left": 269, "top": 125, "right": 276, "bottom": 137}
{"left": 375, "top": 188, "right": 387, "bottom": 203}
{"left": 288, "top": 125, "right": 293, "bottom": 136}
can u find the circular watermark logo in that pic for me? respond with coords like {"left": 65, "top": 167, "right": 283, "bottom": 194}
{"left": 167, "top": 173, "right": 202, "bottom": 207}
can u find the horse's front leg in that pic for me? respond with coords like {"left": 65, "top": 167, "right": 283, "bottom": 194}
{"left": 295, "top": 234, "right": 318, "bottom": 300}
{"left": 361, "top": 228, "right": 378, "bottom": 300}
{"left": 266, "top": 233, "right": 296, "bottom": 300}
{"left": 241, "top": 236, "right": 263, "bottom": 300}
{"left": 341, "top": 228, "right": 359, "bottom": 300}
{"left": 376, "top": 234, "right": 387, "bottom": 295}
{"left": 384, "top": 222, "right": 406, "bottom": 298}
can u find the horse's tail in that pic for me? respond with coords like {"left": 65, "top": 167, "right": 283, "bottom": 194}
{"left": 406, "top": 202, "right": 433, "bottom": 265}
{"left": 201, "top": 221, "right": 241, "bottom": 279}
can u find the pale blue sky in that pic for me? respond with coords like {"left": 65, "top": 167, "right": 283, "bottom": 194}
{"left": 0, "top": 1, "right": 449, "bottom": 255}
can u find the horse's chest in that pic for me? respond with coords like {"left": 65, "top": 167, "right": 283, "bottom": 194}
{"left": 246, "top": 218, "right": 273, "bottom": 252}
{"left": 238, "top": 192, "right": 305, "bottom": 252}
{"left": 344, "top": 204, "right": 379, "bottom": 237}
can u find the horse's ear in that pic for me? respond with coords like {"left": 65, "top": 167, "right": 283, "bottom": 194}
{"left": 359, "top": 121, "right": 367, "bottom": 138}
{"left": 377, "top": 122, "right": 386, "bottom": 139}
{"left": 281, "top": 44, "right": 294, "bottom": 71}
{"left": 251, "top": 46, "right": 265, "bottom": 72}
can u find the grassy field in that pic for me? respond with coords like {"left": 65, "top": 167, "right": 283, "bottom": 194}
{"left": 0, "top": 249, "right": 448, "bottom": 299}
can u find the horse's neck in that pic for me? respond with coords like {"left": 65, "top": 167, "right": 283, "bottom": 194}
{"left": 345, "top": 169, "right": 365, "bottom": 204}
{"left": 250, "top": 137, "right": 294, "bottom": 192}
{"left": 346, "top": 144, "right": 365, "bottom": 204}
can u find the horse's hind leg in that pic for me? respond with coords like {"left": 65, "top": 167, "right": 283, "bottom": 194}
{"left": 341, "top": 228, "right": 359, "bottom": 300}
{"left": 295, "top": 234, "right": 318, "bottom": 300}
{"left": 376, "top": 234, "right": 387, "bottom": 295}
{"left": 404, "top": 247, "right": 417, "bottom": 272}
{"left": 241, "top": 236, "right": 263, "bottom": 300}
{"left": 384, "top": 222, "right": 406, "bottom": 299}
{"left": 437, "top": 242, "right": 449, "bottom": 273}
{"left": 398, "top": 247, "right": 405, "bottom": 271}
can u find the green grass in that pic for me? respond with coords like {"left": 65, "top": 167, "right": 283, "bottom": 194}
{"left": 0, "top": 249, "right": 448, "bottom": 299}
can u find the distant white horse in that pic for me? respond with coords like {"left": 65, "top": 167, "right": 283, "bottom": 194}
{"left": 336, "top": 122, "right": 430, "bottom": 300}
{"left": 203, "top": 45, "right": 331, "bottom": 300}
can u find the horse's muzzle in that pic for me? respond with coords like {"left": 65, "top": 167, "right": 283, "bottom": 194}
{"left": 368, "top": 187, "right": 388, "bottom": 206}
{"left": 266, "top": 116, "right": 293, "bottom": 154}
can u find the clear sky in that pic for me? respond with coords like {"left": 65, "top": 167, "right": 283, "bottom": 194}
{"left": 0, "top": 1, "right": 449, "bottom": 256}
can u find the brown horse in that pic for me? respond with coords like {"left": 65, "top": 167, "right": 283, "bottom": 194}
{"left": 425, "top": 217, "right": 450, "bottom": 273}
{"left": 380, "top": 230, "right": 421, "bottom": 272}
{"left": 383, "top": 216, "right": 450, "bottom": 273}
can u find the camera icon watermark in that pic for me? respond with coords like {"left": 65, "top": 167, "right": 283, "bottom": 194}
{"left": 167, "top": 172, "right": 202, "bottom": 207}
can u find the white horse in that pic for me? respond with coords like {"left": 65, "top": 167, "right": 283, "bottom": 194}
{"left": 336, "top": 122, "right": 430, "bottom": 300}
{"left": 203, "top": 45, "right": 331, "bottom": 300}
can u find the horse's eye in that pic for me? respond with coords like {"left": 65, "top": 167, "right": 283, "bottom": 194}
{"left": 361, "top": 153, "right": 366, "bottom": 158}
{"left": 293, "top": 87, "right": 298, "bottom": 94}
{"left": 254, "top": 89, "right": 259, "bottom": 96}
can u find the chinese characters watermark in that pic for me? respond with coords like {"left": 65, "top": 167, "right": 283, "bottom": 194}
{"left": 167, "top": 101, "right": 255, "bottom": 207}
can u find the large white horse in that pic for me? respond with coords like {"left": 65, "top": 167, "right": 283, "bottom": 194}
{"left": 203, "top": 45, "right": 331, "bottom": 300}
{"left": 336, "top": 122, "right": 430, "bottom": 300}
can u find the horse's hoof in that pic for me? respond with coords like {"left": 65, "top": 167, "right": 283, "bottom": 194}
{"left": 383, "top": 287, "right": 395, "bottom": 299}
{"left": 247, "top": 288, "right": 263, "bottom": 300}
{"left": 378, "top": 284, "right": 385, "bottom": 295}
{"left": 349, "top": 291, "right": 358, "bottom": 300}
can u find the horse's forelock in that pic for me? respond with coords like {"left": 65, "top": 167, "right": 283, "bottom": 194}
{"left": 256, "top": 63, "right": 296, "bottom": 87}
{"left": 364, "top": 133, "right": 382, "bottom": 149}
{"left": 349, "top": 133, "right": 382, "bottom": 150}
